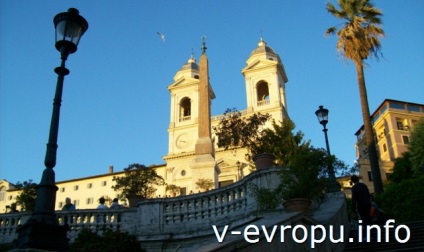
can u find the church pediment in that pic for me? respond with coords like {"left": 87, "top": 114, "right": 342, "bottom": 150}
{"left": 168, "top": 77, "right": 199, "bottom": 90}
{"left": 241, "top": 58, "right": 279, "bottom": 73}
{"left": 216, "top": 158, "right": 239, "bottom": 168}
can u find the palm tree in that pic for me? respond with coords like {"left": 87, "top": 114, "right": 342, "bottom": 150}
{"left": 325, "top": 0, "right": 384, "bottom": 193}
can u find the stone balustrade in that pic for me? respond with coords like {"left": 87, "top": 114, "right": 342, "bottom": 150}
{"left": 137, "top": 167, "right": 281, "bottom": 239}
{"left": 0, "top": 212, "right": 31, "bottom": 244}
{"left": 0, "top": 167, "right": 281, "bottom": 245}
{"left": 0, "top": 167, "right": 350, "bottom": 251}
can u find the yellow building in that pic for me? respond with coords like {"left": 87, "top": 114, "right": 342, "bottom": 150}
{"left": 0, "top": 38, "right": 289, "bottom": 211}
{"left": 355, "top": 99, "right": 424, "bottom": 193}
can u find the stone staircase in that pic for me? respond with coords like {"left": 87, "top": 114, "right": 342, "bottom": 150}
{"left": 344, "top": 221, "right": 424, "bottom": 251}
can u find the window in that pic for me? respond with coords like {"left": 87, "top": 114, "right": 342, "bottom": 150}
{"left": 256, "top": 81, "right": 270, "bottom": 106}
{"left": 87, "top": 183, "right": 92, "bottom": 189}
{"left": 60, "top": 187, "right": 65, "bottom": 193}
{"left": 363, "top": 147, "right": 368, "bottom": 156}
{"left": 367, "top": 171, "right": 373, "bottom": 182}
{"left": 8, "top": 195, "right": 13, "bottom": 200}
{"left": 180, "top": 187, "right": 187, "bottom": 196}
{"left": 407, "top": 105, "right": 421, "bottom": 112}
{"left": 402, "top": 135, "right": 410, "bottom": 144}
{"left": 377, "top": 127, "right": 385, "bottom": 139}
{"left": 58, "top": 202, "right": 63, "bottom": 208}
{"left": 373, "top": 113, "right": 380, "bottom": 123}
{"left": 389, "top": 103, "right": 405, "bottom": 110}
{"left": 179, "top": 97, "right": 191, "bottom": 122}
{"left": 181, "top": 170, "right": 186, "bottom": 176}
{"left": 74, "top": 185, "right": 79, "bottom": 191}
{"left": 74, "top": 200, "right": 79, "bottom": 206}
{"left": 102, "top": 181, "right": 107, "bottom": 187}
{"left": 380, "top": 105, "right": 387, "bottom": 114}
{"left": 0, "top": 186, "right": 5, "bottom": 201}
{"left": 86, "top": 198, "right": 94, "bottom": 204}
{"left": 383, "top": 143, "right": 387, "bottom": 152}
{"left": 397, "top": 120, "right": 405, "bottom": 130}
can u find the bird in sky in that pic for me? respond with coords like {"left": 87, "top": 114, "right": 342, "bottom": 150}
{"left": 157, "top": 32, "right": 165, "bottom": 42}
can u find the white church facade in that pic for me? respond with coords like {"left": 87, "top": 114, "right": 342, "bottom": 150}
{"left": 0, "top": 38, "right": 289, "bottom": 211}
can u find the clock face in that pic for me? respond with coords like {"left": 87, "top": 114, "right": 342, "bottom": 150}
{"left": 176, "top": 133, "right": 192, "bottom": 149}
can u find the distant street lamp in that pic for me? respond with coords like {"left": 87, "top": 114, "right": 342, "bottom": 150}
{"left": 17, "top": 8, "right": 88, "bottom": 250}
{"left": 315, "top": 105, "right": 339, "bottom": 192}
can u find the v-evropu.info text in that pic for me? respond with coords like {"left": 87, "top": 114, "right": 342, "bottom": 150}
{"left": 212, "top": 219, "right": 410, "bottom": 248}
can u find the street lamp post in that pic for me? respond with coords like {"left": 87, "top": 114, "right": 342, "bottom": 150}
{"left": 17, "top": 8, "right": 88, "bottom": 250}
{"left": 315, "top": 105, "right": 339, "bottom": 192}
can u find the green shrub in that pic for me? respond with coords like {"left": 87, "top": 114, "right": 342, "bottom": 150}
{"left": 0, "top": 243, "right": 13, "bottom": 252}
{"left": 69, "top": 228, "right": 145, "bottom": 252}
{"left": 377, "top": 176, "right": 424, "bottom": 223}
{"left": 249, "top": 184, "right": 280, "bottom": 210}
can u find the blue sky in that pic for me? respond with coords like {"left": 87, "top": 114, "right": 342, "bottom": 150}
{"left": 1, "top": 1, "right": 423, "bottom": 184}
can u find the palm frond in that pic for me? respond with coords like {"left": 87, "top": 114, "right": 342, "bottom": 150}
{"left": 326, "top": 2, "right": 347, "bottom": 19}
{"left": 326, "top": 0, "right": 384, "bottom": 63}
{"left": 325, "top": 27, "right": 337, "bottom": 37}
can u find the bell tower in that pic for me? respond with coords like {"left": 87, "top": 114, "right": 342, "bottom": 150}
{"left": 241, "top": 38, "right": 289, "bottom": 122}
{"left": 164, "top": 38, "right": 218, "bottom": 194}
{"left": 166, "top": 54, "right": 201, "bottom": 156}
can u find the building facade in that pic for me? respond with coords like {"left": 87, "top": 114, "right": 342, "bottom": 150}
{"left": 355, "top": 99, "right": 424, "bottom": 192}
{"left": 0, "top": 38, "right": 289, "bottom": 211}
{"left": 163, "top": 38, "right": 288, "bottom": 196}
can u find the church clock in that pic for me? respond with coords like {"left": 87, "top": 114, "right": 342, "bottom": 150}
{"left": 176, "top": 133, "right": 192, "bottom": 150}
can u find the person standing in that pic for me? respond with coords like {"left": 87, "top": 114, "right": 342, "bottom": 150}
{"left": 109, "top": 198, "right": 122, "bottom": 209}
{"left": 96, "top": 197, "right": 108, "bottom": 223}
{"left": 97, "top": 197, "right": 108, "bottom": 209}
{"left": 62, "top": 197, "right": 76, "bottom": 211}
{"left": 9, "top": 203, "right": 19, "bottom": 213}
{"left": 351, "top": 175, "right": 372, "bottom": 226}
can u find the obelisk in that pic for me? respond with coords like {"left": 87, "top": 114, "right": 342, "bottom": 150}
{"left": 191, "top": 37, "right": 219, "bottom": 190}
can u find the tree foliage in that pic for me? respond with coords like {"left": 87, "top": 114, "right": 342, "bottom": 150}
{"left": 69, "top": 228, "right": 145, "bottom": 252}
{"left": 409, "top": 119, "right": 424, "bottom": 176}
{"left": 112, "top": 163, "right": 165, "bottom": 199}
{"left": 378, "top": 119, "right": 424, "bottom": 222}
{"left": 389, "top": 152, "right": 413, "bottom": 183}
{"left": 249, "top": 184, "right": 280, "bottom": 210}
{"left": 387, "top": 119, "right": 424, "bottom": 182}
{"left": 195, "top": 178, "right": 214, "bottom": 192}
{"left": 278, "top": 147, "right": 332, "bottom": 200}
{"left": 325, "top": 0, "right": 384, "bottom": 65}
{"left": 214, "top": 109, "right": 347, "bottom": 201}
{"left": 14, "top": 179, "right": 37, "bottom": 212}
{"left": 213, "top": 108, "right": 271, "bottom": 159}
{"left": 260, "top": 119, "right": 308, "bottom": 167}
{"left": 377, "top": 176, "right": 424, "bottom": 223}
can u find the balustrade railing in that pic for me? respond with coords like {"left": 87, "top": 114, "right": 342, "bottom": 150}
{"left": 257, "top": 100, "right": 270, "bottom": 106}
{"left": 137, "top": 167, "right": 281, "bottom": 236}
{"left": 211, "top": 109, "right": 248, "bottom": 122}
{"left": 0, "top": 212, "right": 31, "bottom": 244}
{"left": 0, "top": 167, "right": 281, "bottom": 244}
{"left": 163, "top": 182, "right": 247, "bottom": 225}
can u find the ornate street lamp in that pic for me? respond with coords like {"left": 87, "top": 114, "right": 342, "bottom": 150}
{"left": 17, "top": 8, "right": 88, "bottom": 250}
{"left": 315, "top": 105, "right": 330, "bottom": 154}
{"left": 315, "top": 105, "right": 339, "bottom": 192}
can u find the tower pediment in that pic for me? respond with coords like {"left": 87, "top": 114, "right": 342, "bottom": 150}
{"left": 242, "top": 58, "right": 279, "bottom": 73}
{"left": 168, "top": 77, "right": 199, "bottom": 91}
